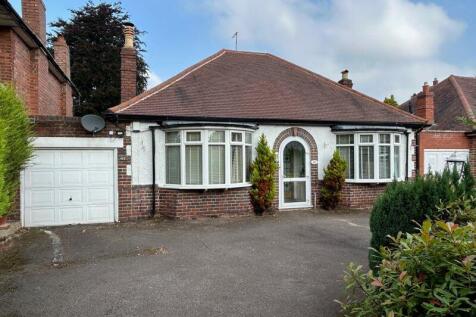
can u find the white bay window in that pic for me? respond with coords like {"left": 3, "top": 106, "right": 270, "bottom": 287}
{"left": 165, "top": 129, "right": 253, "bottom": 188}
{"left": 336, "top": 132, "right": 404, "bottom": 182}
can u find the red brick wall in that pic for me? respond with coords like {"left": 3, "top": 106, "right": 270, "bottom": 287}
{"left": 0, "top": 28, "right": 73, "bottom": 117}
{"left": 0, "top": 29, "right": 13, "bottom": 82}
{"left": 417, "top": 130, "right": 470, "bottom": 175}
{"left": 158, "top": 188, "right": 253, "bottom": 219}
{"left": 340, "top": 183, "right": 387, "bottom": 209}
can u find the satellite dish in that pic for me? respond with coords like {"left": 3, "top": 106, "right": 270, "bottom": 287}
{"left": 81, "top": 114, "right": 106, "bottom": 134}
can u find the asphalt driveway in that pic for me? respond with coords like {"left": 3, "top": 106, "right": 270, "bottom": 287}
{"left": 0, "top": 210, "right": 370, "bottom": 317}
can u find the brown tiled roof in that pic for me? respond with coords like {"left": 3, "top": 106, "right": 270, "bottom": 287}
{"left": 109, "top": 49, "right": 425, "bottom": 126}
{"left": 401, "top": 75, "right": 476, "bottom": 131}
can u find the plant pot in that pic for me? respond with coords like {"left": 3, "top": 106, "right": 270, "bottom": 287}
{"left": 0, "top": 215, "right": 7, "bottom": 226}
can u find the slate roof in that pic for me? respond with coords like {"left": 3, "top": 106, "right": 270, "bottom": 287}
{"left": 401, "top": 75, "right": 476, "bottom": 131}
{"left": 109, "top": 49, "right": 425, "bottom": 126}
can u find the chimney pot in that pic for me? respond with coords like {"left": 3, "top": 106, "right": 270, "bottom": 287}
{"left": 433, "top": 78, "right": 438, "bottom": 86}
{"left": 338, "top": 69, "right": 353, "bottom": 88}
{"left": 123, "top": 22, "right": 135, "bottom": 49}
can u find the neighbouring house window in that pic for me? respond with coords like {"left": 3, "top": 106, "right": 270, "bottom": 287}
{"left": 165, "top": 129, "right": 253, "bottom": 188}
{"left": 335, "top": 132, "right": 404, "bottom": 182}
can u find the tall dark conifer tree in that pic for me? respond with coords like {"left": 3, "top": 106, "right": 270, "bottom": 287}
{"left": 50, "top": 1, "right": 148, "bottom": 116}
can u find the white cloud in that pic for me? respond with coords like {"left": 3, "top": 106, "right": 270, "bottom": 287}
{"left": 146, "top": 70, "right": 162, "bottom": 89}
{"left": 203, "top": 0, "right": 473, "bottom": 102}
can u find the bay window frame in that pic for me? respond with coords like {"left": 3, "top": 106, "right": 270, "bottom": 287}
{"left": 336, "top": 132, "right": 404, "bottom": 183}
{"left": 164, "top": 128, "right": 253, "bottom": 189}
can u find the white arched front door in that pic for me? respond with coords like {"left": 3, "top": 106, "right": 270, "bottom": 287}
{"left": 279, "top": 137, "right": 312, "bottom": 209}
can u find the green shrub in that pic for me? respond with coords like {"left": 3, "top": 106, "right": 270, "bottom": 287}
{"left": 339, "top": 219, "right": 476, "bottom": 316}
{"left": 0, "top": 84, "right": 33, "bottom": 217}
{"left": 369, "top": 168, "right": 473, "bottom": 269}
{"left": 320, "top": 150, "right": 346, "bottom": 210}
{"left": 0, "top": 119, "right": 9, "bottom": 217}
{"left": 434, "top": 195, "right": 476, "bottom": 224}
{"left": 249, "top": 134, "right": 278, "bottom": 214}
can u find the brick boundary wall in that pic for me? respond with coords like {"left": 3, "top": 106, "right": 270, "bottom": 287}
{"left": 273, "top": 127, "right": 319, "bottom": 209}
{"left": 340, "top": 183, "right": 387, "bottom": 209}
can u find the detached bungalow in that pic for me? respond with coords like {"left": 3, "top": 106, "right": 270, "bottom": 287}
{"left": 103, "top": 26, "right": 426, "bottom": 219}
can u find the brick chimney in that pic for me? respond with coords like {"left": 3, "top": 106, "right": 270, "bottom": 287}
{"left": 22, "top": 0, "right": 46, "bottom": 44}
{"left": 416, "top": 82, "right": 434, "bottom": 123}
{"left": 121, "top": 22, "right": 137, "bottom": 103}
{"left": 53, "top": 35, "right": 70, "bottom": 77}
{"left": 338, "top": 69, "right": 353, "bottom": 88}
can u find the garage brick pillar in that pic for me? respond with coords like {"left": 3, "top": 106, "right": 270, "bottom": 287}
{"left": 121, "top": 22, "right": 137, "bottom": 103}
{"left": 467, "top": 132, "right": 476, "bottom": 177}
{"left": 416, "top": 82, "right": 434, "bottom": 124}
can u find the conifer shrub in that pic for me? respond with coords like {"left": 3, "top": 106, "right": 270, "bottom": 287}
{"left": 249, "top": 134, "right": 278, "bottom": 214}
{"left": 320, "top": 151, "right": 347, "bottom": 210}
{"left": 0, "top": 84, "right": 33, "bottom": 217}
{"left": 369, "top": 166, "right": 474, "bottom": 269}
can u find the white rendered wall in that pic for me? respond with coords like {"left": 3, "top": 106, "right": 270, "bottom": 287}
{"left": 130, "top": 122, "right": 416, "bottom": 186}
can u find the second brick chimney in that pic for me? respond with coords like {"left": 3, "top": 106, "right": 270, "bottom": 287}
{"left": 338, "top": 69, "right": 353, "bottom": 88}
{"left": 416, "top": 82, "right": 434, "bottom": 124}
{"left": 22, "top": 0, "right": 46, "bottom": 44}
{"left": 53, "top": 35, "right": 70, "bottom": 77}
{"left": 121, "top": 22, "right": 137, "bottom": 103}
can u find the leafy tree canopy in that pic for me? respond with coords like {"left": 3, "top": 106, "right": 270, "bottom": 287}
{"left": 49, "top": 1, "right": 149, "bottom": 116}
{"left": 383, "top": 94, "right": 399, "bottom": 107}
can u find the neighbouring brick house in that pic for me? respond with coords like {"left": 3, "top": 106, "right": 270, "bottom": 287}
{"left": 2, "top": 0, "right": 428, "bottom": 227}
{"left": 401, "top": 76, "right": 476, "bottom": 175}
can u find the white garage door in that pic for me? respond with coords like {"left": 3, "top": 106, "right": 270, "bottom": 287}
{"left": 23, "top": 149, "right": 116, "bottom": 227}
{"left": 424, "top": 150, "right": 469, "bottom": 175}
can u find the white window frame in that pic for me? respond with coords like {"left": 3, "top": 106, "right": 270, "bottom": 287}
{"left": 336, "top": 132, "right": 405, "bottom": 183}
{"left": 164, "top": 128, "right": 254, "bottom": 189}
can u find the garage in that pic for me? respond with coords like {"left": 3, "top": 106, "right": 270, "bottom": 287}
{"left": 22, "top": 148, "right": 117, "bottom": 227}
{"left": 423, "top": 149, "right": 469, "bottom": 175}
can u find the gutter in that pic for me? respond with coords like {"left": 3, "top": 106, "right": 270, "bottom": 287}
{"left": 104, "top": 113, "right": 430, "bottom": 129}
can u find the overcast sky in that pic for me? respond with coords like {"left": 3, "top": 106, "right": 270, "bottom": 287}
{"left": 11, "top": 0, "right": 476, "bottom": 103}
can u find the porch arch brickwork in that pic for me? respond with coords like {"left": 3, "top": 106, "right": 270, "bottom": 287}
{"left": 273, "top": 127, "right": 319, "bottom": 209}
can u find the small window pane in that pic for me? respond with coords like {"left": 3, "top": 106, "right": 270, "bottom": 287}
{"left": 231, "top": 145, "right": 243, "bottom": 183}
{"left": 394, "top": 135, "right": 400, "bottom": 144}
{"left": 245, "top": 145, "right": 252, "bottom": 182}
{"left": 166, "top": 146, "right": 181, "bottom": 184}
{"left": 209, "top": 131, "right": 225, "bottom": 143}
{"left": 231, "top": 132, "right": 242, "bottom": 142}
{"left": 185, "top": 145, "right": 202, "bottom": 184}
{"left": 284, "top": 181, "right": 306, "bottom": 203}
{"left": 209, "top": 145, "right": 225, "bottom": 184}
{"left": 245, "top": 133, "right": 252, "bottom": 144}
{"left": 337, "top": 146, "right": 354, "bottom": 179}
{"left": 337, "top": 134, "right": 354, "bottom": 145}
{"left": 360, "top": 135, "right": 373, "bottom": 143}
{"left": 379, "top": 146, "right": 391, "bottom": 178}
{"left": 283, "top": 141, "right": 305, "bottom": 178}
{"left": 186, "top": 132, "right": 201, "bottom": 142}
{"left": 359, "top": 146, "right": 374, "bottom": 179}
{"left": 166, "top": 131, "right": 180, "bottom": 144}
{"left": 394, "top": 145, "right": 400, "bottom": 178}
{"left": 379, "top": 134, "right": 391, "bottom": 144}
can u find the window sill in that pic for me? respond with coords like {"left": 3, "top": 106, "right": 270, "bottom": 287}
{"left": 160, "top": 183, "right": 252, "bottom": 190}
{"left": 345, "top": 179, "right": 404, "bottom": 184}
